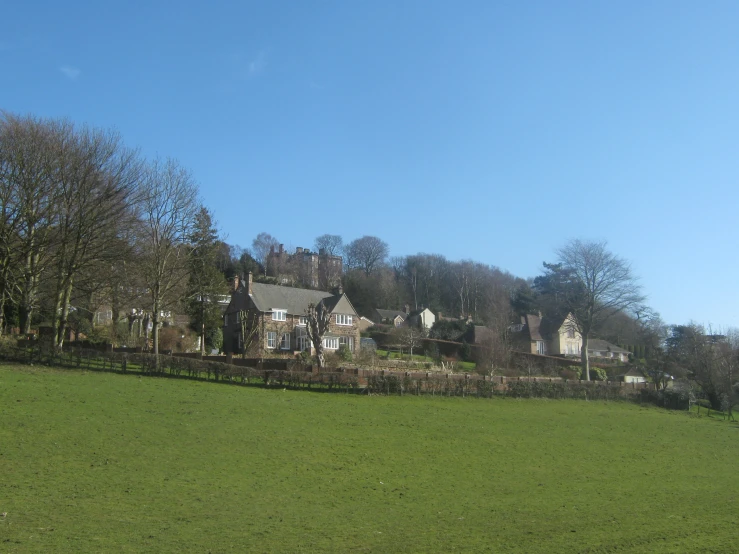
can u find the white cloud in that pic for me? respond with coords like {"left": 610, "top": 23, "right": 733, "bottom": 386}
{"left": 59, "top": 65, "right": 81, "bottom": 80}
{"left": 248, "top": 52, "right": 266, "bottom": 76}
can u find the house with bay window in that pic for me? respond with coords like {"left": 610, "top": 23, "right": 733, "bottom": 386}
{"left": 222, "top": 272, "right": 360, "bottom": 357}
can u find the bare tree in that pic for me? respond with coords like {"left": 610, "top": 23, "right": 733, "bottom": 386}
{"left": 251, "top": 232, "right": 279, "bottom": 276}
{"left": 49, "top": 124, "right": 141, "bottom": 349}
{"left": 544, "top": 240, "right": 644, "bottom": 380}
{"left": 0, "top": 113, "right": 60, "bottom": 335}
{"left": 393, "top": 325, "right": 424, "bottom": 358}
{"left": 139, "top": 158, "right": 199, "bottom": 355}
{"left": 345, "top": 235, "right": 388, "bottom": 275}
{"left": 305, "top": 301, "right": 332, "bottom": 369}
{"left": 314, "top": 234, "right": 343, "bottom": 256}
{"left": 238, "top": 309, "right": 259, "bottom": 357}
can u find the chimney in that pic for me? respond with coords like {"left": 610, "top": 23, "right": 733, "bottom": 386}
{"left": 232, "top": 275, "right": 240, "bottom": 292}
{"left": 319, "top": 248, "right": 326, "bottom": 256}
{"left": 269, "top": 245, "right": 275, "bottom": 254}
{"left": 438, "top": 311, "right": 443, "bottom": 320}
{"left": 404, "top": 303, "right": 410, "bottom": 315}
{"left": 247, "top": 271, "right": 253, "bottom": 295}
{"left": 279, "top": 244, "right": 284, "bottom": 254}
{"left": 296, "top": 247, "right": 303, "bottom": 255}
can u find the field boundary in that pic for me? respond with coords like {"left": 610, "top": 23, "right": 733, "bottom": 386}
{"left": 0, "top": 343, "right": 687, "bottom": 407}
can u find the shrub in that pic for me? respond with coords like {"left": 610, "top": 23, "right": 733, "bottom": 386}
{"left": 559, "top": 368, "right": 579, "bottom": 381}
{"left": 337, "top": 344, "right": 353, "bottom": 362}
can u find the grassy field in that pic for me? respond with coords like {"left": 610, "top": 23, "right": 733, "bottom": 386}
{"left": 1, "top": 364, "right": 738, "bottom": 553}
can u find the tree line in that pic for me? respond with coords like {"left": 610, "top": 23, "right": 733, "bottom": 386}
{"left": 0, "top": 112, "right": 227, "bottom": 355}
{"left": 2, "top": 111, "right": 735, "bottom": 412}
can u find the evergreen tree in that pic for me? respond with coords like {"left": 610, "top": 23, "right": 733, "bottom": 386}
{"left": 186, "top": 207, "right": 227, "bottom": 355}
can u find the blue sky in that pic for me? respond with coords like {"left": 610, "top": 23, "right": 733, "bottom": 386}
{"left": 3, "top": 1, "right": 739, "bottom": 328}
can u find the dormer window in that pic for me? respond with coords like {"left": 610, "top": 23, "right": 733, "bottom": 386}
{"left": 272, "top": 309, "right": 287, "bottom": 321}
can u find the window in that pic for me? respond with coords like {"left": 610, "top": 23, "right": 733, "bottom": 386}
{"left": 323, "top": 337, "right": 339, "bottom": 350}
{"left": 235, "top": 312, "right": 241, "bottom": 324}
{"left": 298, "top": 316, "right": 307, "bottom": 326}
{"left": 267, "top": 332, "right": 277, "bottom": 349}
{"left": 339, "top": 336, "right": 354, "bottom": 352}
{"left": 280, "top": 333, "right": 291, "bottom": 350}
{"left": 566, "top": 328, "right": 575, "bottom": 339}
{"left": 272, "top": 309, "right": 286, "bottom": 321}
{"left": 295, "top": 327, "right": 309, "bottom": 351}
{"left": 224, "top": 314, "right": 229, "bottom": 326}
{"left": 536, "top": 341, "right": 546, "bottom": 355}
{"left": 297, "top": 335, "right": 311, "bottom": 351}
{"left": 335, "top": 314, "right": 353, "bottom": 326}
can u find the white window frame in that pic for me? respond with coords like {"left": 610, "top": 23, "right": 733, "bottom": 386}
{"left": 323, "top": 337, "right": 339, "bottom": 350}
{"left": 280, "top": 333, "right": 291, "bottom": 350}
{"left": 266, "top": 332, "right": 277, "bottom": 349}
{"left": 298, "top": 316, "right": 308, "bottom": 326}
{"left": 297, "top": 335, "right": 311, "bottom": 351}
{"left": 272, "top": 309, "right": 287, "bottom": 321}
{"left": 536, "top": 340, "right": 546, "bottom": 355}
{"left": 335, "top": 314, "right": 353, "bottom": 326}
{"left": 339, "top": 336, "right": 354, "bottom": 352}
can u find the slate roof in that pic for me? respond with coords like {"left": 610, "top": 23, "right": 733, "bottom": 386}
{"left": 375, "top": 309, "right": 407, "bottom": 321}
{"left": 521, "top": 313, "right": 573, "bottom": 341}
{"left": 472, "top": 325, "right": 495, "bottom": 344}
{"left": 249, "top": 282, "right": 334, "bottom": 315}
{"left": 524, "top": 314, "right": 544, "bottom": 341}
{"left": 587, "top": 339, "right": 630, "bottom": 354}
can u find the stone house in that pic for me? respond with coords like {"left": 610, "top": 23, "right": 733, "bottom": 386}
{"left": 222, "top": 273, "right": 360, "bottom": 356}
{"left": 513, "top": 313, "right": 582, "bottom": 357}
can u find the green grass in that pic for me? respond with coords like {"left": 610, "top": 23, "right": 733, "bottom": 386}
{"left": 2, "top": 363, "right": 738, "bottom": 553}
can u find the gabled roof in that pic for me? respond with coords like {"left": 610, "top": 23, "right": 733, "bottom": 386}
{"left": 472, "top": 325, "right": 495, "bottom": 344}
{"left": 617, "top": 367, "right": 646, "bottom": 378}
{"left": 249, "top": 282, "right": 333, "bottom": 315}
{"left": 408, "top": 307, "right": 433, "bottom": 318}
{"left": 521, "top": 313, "right": 574, "bottom": 341}
{"left": 375, "top": 309, "right": 407, "bottom": 321}
{"left": 321, "top": 293, "right": 359, "bottom": 317}
{"left": 524, "top": 314, "right": 544, "bottom": 341}
{"left": 588, "top": 339, "right": 630, "bottom": 354}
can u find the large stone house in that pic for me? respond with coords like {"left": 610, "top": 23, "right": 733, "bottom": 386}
{"left": 512, "top": 313, "right": 582, "bottom": 357}
{"left": 265, "top": 244, "right": 343, "bottom": 291}
{"left": 222, "top": 273, "right": 360, "bottom": 356}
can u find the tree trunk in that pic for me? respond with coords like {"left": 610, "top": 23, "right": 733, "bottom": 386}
{"left": 55, "top": 279, "right": 73, "bottom": 350}
{"left": 315, "top": 343, "right": 325, "bottom": 370}
{"left": 200, "top": 300, "right": 206, "bottom": 356}
{"left": 152, "top": 309, "right": 160, "bottom": 355}
{"left": 19, "top": 255, "right": 38, "bottom": 335}
{"left": 0, "top": 290, "right": 6, "bottom": 337}
{"left": 581, "top": 334, "right": 590, "bottom": 381}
